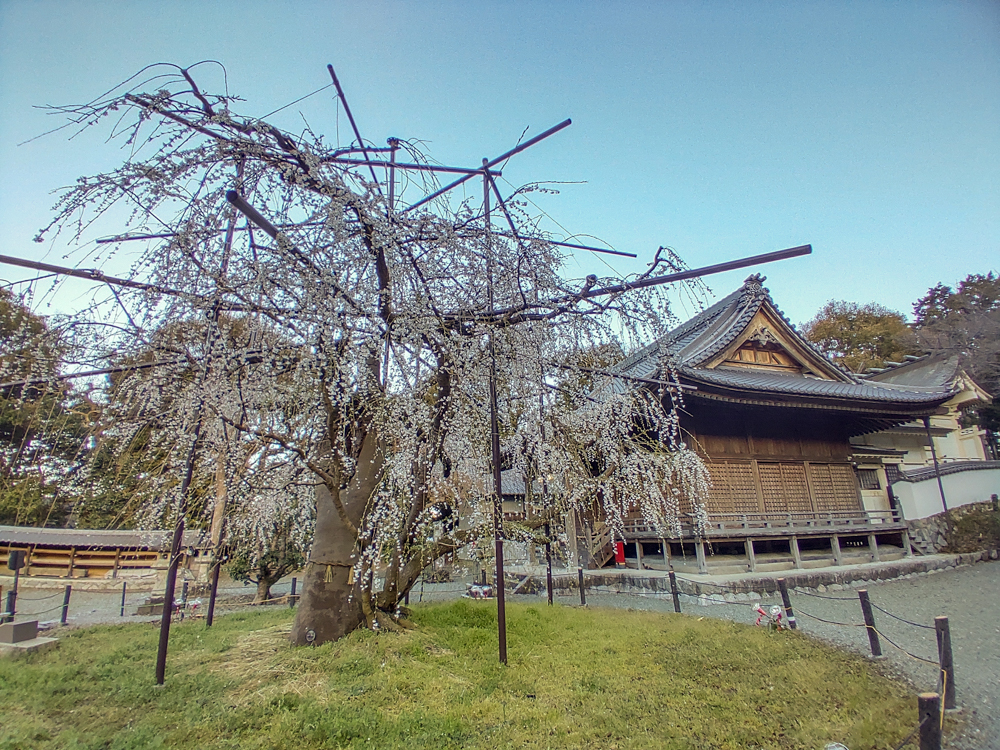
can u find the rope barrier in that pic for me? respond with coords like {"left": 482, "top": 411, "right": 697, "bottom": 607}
{"left": 11, "top": 591, "right": 63, "bottom": 601}
{"left": 792, "top": 588, "right": 857, "bottom": 602}
{"left": 793, "top": 606, "right": 866, "bottom": 628}
{"left": 870, "top": 601, "right": 935, "bottom": 630}
{"left": 871, "top": 627, "right": 939, "bottom": 666}
{"left": 892, "top": 715, "right": 930, "bottom": 750}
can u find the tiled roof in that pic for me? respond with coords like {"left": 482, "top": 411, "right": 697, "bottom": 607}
{"left": 894, "top": 460, "right": 1000, "bottom": 483}
{"left": 680, "top": 366, "right": 954, "bottom": 404}
{"left": 609, "top": 275, "right": 956, "bottom": 409}
{"left": 0, "top": 525, "right": 207, "bottom": 549}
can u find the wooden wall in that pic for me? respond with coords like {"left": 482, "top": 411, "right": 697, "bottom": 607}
{"left": 683, "top": 402, "right": 862, "bottom": 515}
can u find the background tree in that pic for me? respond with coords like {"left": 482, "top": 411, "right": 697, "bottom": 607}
{"left": 37, "top": 63, "right": 709, "bottom": 646}
{"left": 0, "top": 289, "right": 93, "bottom": 526}
{"left": 801, "top": 300, "right": 919, "bottom": 373}
{"left": 913, "top": 272, "right": 1000, "bottom": 455}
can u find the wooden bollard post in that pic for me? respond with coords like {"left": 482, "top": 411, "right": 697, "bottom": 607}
{"left": 858, "top": 589, "right": 882, "bottom": 657}
{"left": 935, "top": 616, "right": 957, "bottom": 710}
{"left": 206, "top": 562, "right": 220, "bottom": 627}
{"left": 120, "top": 580, "right": 127, "bottom": 617}
{"left": 577, "top": 566, "right": 586, "bottom": 606}
{"left": 60, "top": 584, "right": 72, "bottom": 625}
{"left": 777, "top": 578, "right": 797, "bottom": 630}
{"left": 918, "top": 693, "right": 942, "bottom": 750}
{"left": 668, "top": 569, "right": 681, "bottom": 613}
{"left": 289, "top": 577, "right": 297, "bottom": 608}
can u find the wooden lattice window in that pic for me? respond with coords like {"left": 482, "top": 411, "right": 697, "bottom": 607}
{"left": 758, "top": 462, "right": 812, "bottom": 513}
{"left": 809, "top": 463, "right": 861, "bottom": 512}
{"left": 856, "top": 468, "right": 881, "bottom": 491}
{"left": 705, "top": 461, "right": 759, "bottom": 514}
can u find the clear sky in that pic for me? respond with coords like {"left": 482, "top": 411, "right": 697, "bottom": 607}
{"left": 1, "top": 0, "right": 997, "bottom": 327}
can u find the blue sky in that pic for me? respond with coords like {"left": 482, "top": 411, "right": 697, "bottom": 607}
{"left": 1, "top": 0, "right": 997, "bottom": 327}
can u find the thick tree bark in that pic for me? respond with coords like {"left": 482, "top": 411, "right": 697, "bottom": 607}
{"left": 253, "top": 578, "right": 272, "bottom": 603}
{"left": 290, "top": 427, "right": 382, "bottom": 646}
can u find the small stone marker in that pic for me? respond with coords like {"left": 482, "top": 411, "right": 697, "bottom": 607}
{"left": 0, "top": 620, "right": 38, "bottom": 644}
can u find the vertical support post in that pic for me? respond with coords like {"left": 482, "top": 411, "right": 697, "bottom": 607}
{"left": 544, "top": 522, "right": 553, "bottom": 606}
{"left": 868, "top": 533, "right": 881, "bottom": 563}
{"left": 695, "top": 538, "right": 708, "bottom": 574}
{"left": 484, "top": 158, "right": 506, "bottom": 666}
{"left": 777, "top": 577, "right": 796, "bottom": 630}
{"left": 577, "top": 566, "right": 586, "bottom": 606}
{"left": 668, "top": 569, "right": 681, "bottom": 613}
{"left": 3, "top": 591, "right": 14, "bottom": 624}
{"left": 289, "top": 577, "right": 297, "bottom": 608}
{"left": 67, "top": 546, "right": 76, "bottom": 578}
{"left": 744, "top": 539, "right": 757, "bottom": 572}
{"left": 857, "top": 589, "right": 882, "bottom": 657}
{"left": 903, "top": 530, "right": 914, "bottom": 557}
{"left": 60, "top": 584, "right": 72, "bottom": 626}
{"left": 830, "top": 535, "right": 843, "bottom": 566}
{"left": 404, "top": 589, "right": 410, "bottom": 605}
{"left": 120, "top": 580, "right": 127, "bottom": 618}
{"left": 918, "top": 693, "right": 942, "bottom": 750}
{"left": 635, "top": 540, "right": 643, "bottom": 571}
{"left": 790, "top": 536, "right": 803, "bottom": 569}
{"left": 935, "top": 616, "right": 957, "bottom": 710}
{"left": 113, "top": 548, "right": 121, "bottom": 579}
{"left": 661, "top": 537, "right": 669, "bottom": 571}
{"left": 923, "top": 416, "right": 948, "bottom": 513}
{"left": 206, "top": 561, "right": 220, "bottom": 627}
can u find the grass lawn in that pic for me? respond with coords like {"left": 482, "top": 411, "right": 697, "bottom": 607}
{"left": 1, "top": 601, "right": 921, "bottom": 749}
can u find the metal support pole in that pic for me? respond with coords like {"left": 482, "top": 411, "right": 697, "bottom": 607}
{"left": 857, "top": 589, "right": 882, "bottom": 657}
{"left": 544, "top": 523, "right": 553, "bottom": 606}
{"left": 777, "top": 578, "right": 797, "bottom": 630}
{"left": 289, "top": 577, "right": 297, "bottom": 608}
{"left": 2, "top": 590, "right": 12, "bottom": 624}
{"left": 484, "top": 158, "right": 507, "bottom": 666}
{"left": 120, "top": 581, "right": 127, "bottom": 618}
{"left": 668, "top": 569, "right": 682, "bottom": 613}
{"left": 577, "top": 566, "right": 586, "bottom": 606}
{"left": 918, "top": 693, "right": 942, "bottom": 750}
{"left": 935, "top": 616, "right": 957, "bottom": 710}
{"left": 60, "top": 585, "right": 72, "bottom": 626}
{"left": 923, "top": 417, "right": 948, "bottom": 513}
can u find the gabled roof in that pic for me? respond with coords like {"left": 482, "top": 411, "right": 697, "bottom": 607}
{"left": 612, "top": 275, "right": 956, "bottom": 413}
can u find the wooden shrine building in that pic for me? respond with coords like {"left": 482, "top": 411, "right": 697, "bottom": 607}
{"left": 590, "top": 274, "right": 957, "bottom": 574}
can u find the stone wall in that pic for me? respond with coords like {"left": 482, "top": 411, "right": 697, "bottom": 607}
{"left": 906, "top": 498, "right": 1000, "bottom": 554}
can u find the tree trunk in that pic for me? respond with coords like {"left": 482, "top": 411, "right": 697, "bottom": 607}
{"left": 290, "top": 428, "right": 382, "bottom": 646}
{"left": 254, "top": 577, "right": 272, "bottom": 603}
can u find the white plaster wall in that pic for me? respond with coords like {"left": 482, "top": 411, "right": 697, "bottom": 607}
{"left": 893, "top": 468, "right": 1000, "bottom": 520}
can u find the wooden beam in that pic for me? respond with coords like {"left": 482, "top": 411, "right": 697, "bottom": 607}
{"left": 695, "top": 538, "right": 708, "bottom": 574}
{"left": 744, "top": 539, "right": 757, "bottom": 572}
{"left": 790, "top": 536, "right": 803, "bottom": 569}
{"left": 830, "top": 535, "right": 843, "bottom": 566}
{"left": 868, "top": 533, "right": 881, "bottom": 563}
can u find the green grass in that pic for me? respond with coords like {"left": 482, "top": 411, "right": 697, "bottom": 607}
{"left": 0, "top": 602, "right": 921, "bottom": 749}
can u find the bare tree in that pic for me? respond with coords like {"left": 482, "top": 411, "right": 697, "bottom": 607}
{"left": 36, "top": 63, "right": 709, "bottom": 645}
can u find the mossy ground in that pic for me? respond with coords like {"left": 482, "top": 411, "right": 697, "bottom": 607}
{"left": 1, "top": 601, "right": 921, "bottom": 749}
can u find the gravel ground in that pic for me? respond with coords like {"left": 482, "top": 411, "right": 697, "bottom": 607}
{"left": 7, "top": 563, "right": 996, "bottom": 748}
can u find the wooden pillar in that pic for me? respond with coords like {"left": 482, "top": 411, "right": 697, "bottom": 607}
{"left": 902, "top": 530, "right": 913, "bottom": 557}
{"left": 112, "top": 548, "right": 121, "bottom": 579}
{"left": 790, "top": 536, "right": 803, "bottom": 569}
{"left": 868, "top": 533, "right": 881, "bottom": 563}
{"left": 660, "top": 537, "right": 669, "bottom": 571}
{"left": 830, "top": 534, "right": 842, "bottom": 566}
{"left": 695, "top": 538, "right": 708, "bottom": 574}
{"left": 67, "top": 546, "right": 76, "bottom": 578}
{"left": 744, "top": 539, "right": 756, "bottom": 572}
{"left": 635, "top": 540, "right": 643, "bottom": 571}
